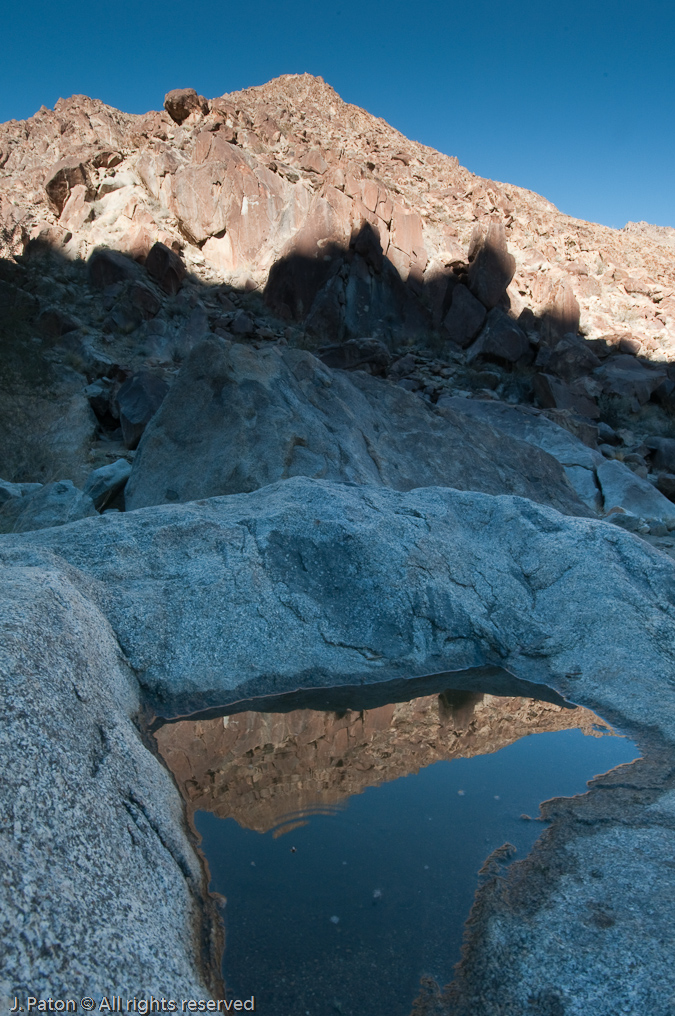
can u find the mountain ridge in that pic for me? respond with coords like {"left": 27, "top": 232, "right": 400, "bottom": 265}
{"left": 1, "top": 73, "right": 673, "bottom": 358}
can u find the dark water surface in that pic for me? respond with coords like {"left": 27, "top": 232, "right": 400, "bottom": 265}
{"left": 177, "top": 691, "right": 638, "bottom": 1016}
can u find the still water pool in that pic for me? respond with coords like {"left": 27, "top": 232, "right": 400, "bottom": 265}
{"left": 158, "top": 686, "right": 639, "bottom": 1016}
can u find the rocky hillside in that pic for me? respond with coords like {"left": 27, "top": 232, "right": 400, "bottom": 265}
{"left": 2, "top": 74, "right": 675, "bottom": 551}
{"left": 2, "top": 74, "right": 674, "bottom": 350}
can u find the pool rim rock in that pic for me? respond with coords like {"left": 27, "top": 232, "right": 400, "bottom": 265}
{"left": 2, "top": 476, "right": 675, "bottom": 1012}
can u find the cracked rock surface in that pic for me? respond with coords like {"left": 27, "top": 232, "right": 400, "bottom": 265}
{"left": 3, "top": 477, "right": 675, "bottom": 722}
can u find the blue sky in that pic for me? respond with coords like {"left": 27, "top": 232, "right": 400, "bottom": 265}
{"left": 3, "top": 0, "right": 673, "bottom": 229}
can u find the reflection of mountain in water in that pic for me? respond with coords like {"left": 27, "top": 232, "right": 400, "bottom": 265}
{"left": 156, "top": 693, "right": 610, "bottom": 835}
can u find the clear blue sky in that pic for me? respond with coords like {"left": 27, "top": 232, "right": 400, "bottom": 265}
{"left": 3, "top": 0, "right": 674, "bottom": 230}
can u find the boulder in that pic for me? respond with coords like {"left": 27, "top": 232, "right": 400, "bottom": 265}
{"left": 0, "top": 374, "right": 98, "bottom": 489}
{"left": 436, "top": 398, "right": 603, "bottom": 511}
{"left": 594, "top": 355, "right": 667, "bottom": 405}
{"left": 88, "top": 248, "right": 140, "bottom": 289}
{"left": 145, "top": 242, "right": 187, "bottom": 295}
{"left": 114, "top": 372, "right": 169, "bottom": 450}
{"left": 442, "top": 284, "right": 487, "bottom": 347}
{"left": 83, "top": 458, "right": 132, "bottom": 509}
{"left": 128, "top": 281, "right": 162, "bottom": 319}
{"left": 3, "top": 477, "right": 675, "bottom": 1002}
{"left": 465, "top": 308, "right": 530, "bottom": 365}
{"left": 597, "top": 421, "right": 621, "bottom": 446}
{"left": 533, "top": 373, "right": 600, "bottom": 419}
{"left": 10, "top": 480, "right": 97, "bottom": 533}
{"left": 467, "top": 223, "right": 516, "bottom": 310}
{"left": 230, "top": 309, "right": 255, "bottom": 336}
{"left": 536, "top": 333, "right": 602, "bottom": 380}
{"left": 164, "top": 88, "right": 209, "bottom": 124}
{"left": 45, "top": 157, "right": 94, "bottom": 216}
{"left": 0, "top": 558, "right": 217, "bottom": 998}
{"left": 35, "top": 307, "right": 81, "bottom": 340}
{"left": 596, "top": 458, "right": 675, "bottom": 518}
{"left": 104, "top": 301, "right": 142, "bottom": 335}
{"left": 0, "top": 479, "right": 42, "bottom": 503}
{"left": 0, "top": 480, "right": 44, "bottom": 534}
{"left": 4, "top": 477, "right": 675, "bottom": 731}
{"left": 104, "top": 281, "right": 162, "bottom": 335}
{"left": 651, "top": 378, "right": 675, "bottom": 413}
{"left": 656, "top": 472, "right": 675, "bottom": 501}
{"left": 645, "top": 436, "right": 675, "bottom": 473}
{"left": 387, "top": 352, "right": 417, "bottom": 379}
{"left": 124, "top": 338, "right": 589, "bottom": 517}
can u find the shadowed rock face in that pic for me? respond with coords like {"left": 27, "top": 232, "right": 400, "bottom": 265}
{"left": 3, "top": 73, "right": 675, "bottom": 519}
{"left": 155, "top": 693, "right": 607, "bottom": 835}
{"left": 2, "top": 74, "right": 674, "bottom": 354}
{"left": 124, "top": 337, "right": 589, "bottom": 516}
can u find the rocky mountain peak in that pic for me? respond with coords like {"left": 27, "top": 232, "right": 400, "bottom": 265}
{"left": 2, "top": 74, "right": 675, "bottom": 544}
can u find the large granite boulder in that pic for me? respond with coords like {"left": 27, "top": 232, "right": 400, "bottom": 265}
{"left": 438, "top": 398, "right": 675, "bottom": 520}
{"left": 465, "top": 308, "right": 530, "bottom": 365}
{"left": 5, "top": 477, "right": 675, "bottom": 727}
{"left": 124, "top": 338, "right": 588, "bottom": 516}
{"left": 9, "top": 479, "right": 97, "bottom": 533}
{"left": 164, "top": 88, "right": 209, "bottom": 125}
{"left": 0, "top": 555, "right": 217, "bottom": 1001}
{"left": 437, "top": 397, "right": 604, "bottom": 511}
{"left": 596, "top": 458, "right": 675, "bottom": 518}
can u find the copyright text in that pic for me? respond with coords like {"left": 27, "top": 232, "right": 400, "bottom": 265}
{"left": 9, "top": 999, "right": 255, "bottom": 1013}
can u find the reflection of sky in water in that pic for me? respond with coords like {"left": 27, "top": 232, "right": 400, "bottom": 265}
{"left": 195, "top": 719, "right": 639, "bottom": 1016}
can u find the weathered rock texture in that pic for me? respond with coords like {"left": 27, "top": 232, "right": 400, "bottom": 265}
{"left": 0, "top": 557, "right": 219, "bottom": 1004}
{"left": 124, "top": 338, "right": 588, "bottom": 517}
{"left": 156, "top": 694, "right": 605, "bottom": 835}
{"left": 413, "top": 742, "right": 675, "bottom": 1016}
{"left": 2, "top": 478, "right": 675, "bottom": 1008}
{"left": 438, "top": 396, "right": 675, "bottom": 523}
{"left": 2, "top": 77, "right": 674, "bottom": 354}
{"left": 3, "top": 72, "right": 675, "bottom": 1013}
{"left": 3, "top": 477, "right": 674, "bottom": 728}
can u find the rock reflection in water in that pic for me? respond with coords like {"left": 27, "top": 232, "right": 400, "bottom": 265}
{"left": 156, "top": 691, "right": 608, "bottom": 833}
{"left": 156, "top": 691, "right": 638, "bottom": 1016}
